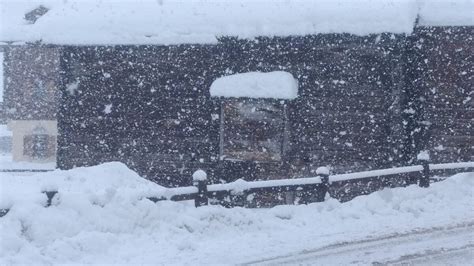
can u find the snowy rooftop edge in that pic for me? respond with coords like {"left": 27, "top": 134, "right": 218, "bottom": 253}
{"left": 210, "top": 71, "right": 298, "bottom": 100}
{"left": 0, "top": 0, "right": 473, "bottom": 45}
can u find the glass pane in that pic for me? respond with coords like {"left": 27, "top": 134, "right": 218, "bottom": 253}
{"left": 222, "top": 100, "right": 285, "bottom": 162}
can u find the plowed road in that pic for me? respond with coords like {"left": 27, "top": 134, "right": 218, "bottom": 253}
{"left": 243, "top": 223, "right": 473, "bottom": 265}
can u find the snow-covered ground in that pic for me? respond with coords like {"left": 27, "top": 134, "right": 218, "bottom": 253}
{"left": 0, "top": 154, "right": 56, "bottom": 171}
{"left": 248, "top": 224, "right": 473, "bottom": 265}
{"left": 0, "top": 162, "right": 472, "bottom": 264}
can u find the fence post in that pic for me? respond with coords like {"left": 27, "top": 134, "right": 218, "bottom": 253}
{"left": 192, "top": 170, "right": 208, "bottom": 207}
{"left": 42, "top": 190, "right": 58, "bottom": 207}
{"left": 417, "top": 151, "right": 430, "bottom": 188}
{"left": 0, "top": 208, "right": 9, "bottom": 218}
{"left": 316, "top": 166, "right": 330, "bottom": 202}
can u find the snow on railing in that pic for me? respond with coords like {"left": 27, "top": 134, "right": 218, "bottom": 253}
{"left": 208, "top": 176, "right": 322, "bottom": 193}
{"left": 147, "top": 160, "right": 473, "bottom": 207}
{"left": 0, "top": 169, "right": 54, "bottom": 172}
{"left": 167, "top": 160, "right": 473, "bottom": 207}
{"left": 1, "top": 161, "right": 473, "bottom": 217}
{"left": 329, "top": 165, "right": 423, "bottom": 183}
{"left": 429, "top": 162, "right": 474, "bottom": 170}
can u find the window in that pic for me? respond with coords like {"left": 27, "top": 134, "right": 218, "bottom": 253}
{"left": 23, "top": 126, "right": 56, "bottom": 159}
{"left": 219, "top": 99, "right": 289, "bottom": 162}
{"left": 210, "top": 71, "right": 298, "bottom": 163}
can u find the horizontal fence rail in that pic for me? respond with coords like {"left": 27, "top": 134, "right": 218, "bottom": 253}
{"left": 208, "top": 176, "right": 323, "bottom": 192}
{"left": 329, "top": 165, "right": 424, "bottom": 183}
{"left": 147, "top": 160, "right": 474, "bottom": 207}
{"left": 0, "top": 169, "right": 55, "bottom": 173}
{"left": 430, "top": 162, "right": 474, "bottom": 170}
{"left": 1, "top": 160, "right": 473, "bottom": 217}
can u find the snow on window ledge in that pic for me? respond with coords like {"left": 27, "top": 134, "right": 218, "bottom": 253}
{"left": 210, "top": 71, "right": 298, "bottom": 100}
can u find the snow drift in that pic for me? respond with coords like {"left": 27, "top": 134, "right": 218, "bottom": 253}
{"left": 0, "top": 163, "right": 472, "bottom": 264}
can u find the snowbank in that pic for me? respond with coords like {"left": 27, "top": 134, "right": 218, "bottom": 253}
{"left": 0, "top": 125, "right": 11, "bottom": 137}
{"left": 1, "top": 0, "right": 472, "bottom": 45}
{"left": 0, "top": 162, "right": 165, "bottom": 209}
{"left": 0, "top": 155, "right": 56, "bottom": 170}
{"left": 0, "top": 162, "right": 472, "bottom": 264}
{"left": 210, "top": 71, "right": 298, "bottom": 99}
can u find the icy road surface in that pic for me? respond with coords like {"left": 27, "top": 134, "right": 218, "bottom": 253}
{"left": 244, "top": 223, "right": 473, "bottom": 265}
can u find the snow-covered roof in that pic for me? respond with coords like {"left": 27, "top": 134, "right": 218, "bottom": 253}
{"left": 210, "top": 71, "right": 298, "bottom": 100}
{"left": 1, "top": 0, "right": 472, "bottom": 45}
{"left": 418, "top": 1, "right": 474, "bottom": 27}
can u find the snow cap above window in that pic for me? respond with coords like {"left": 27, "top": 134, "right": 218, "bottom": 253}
{"left": 210, "top": 71, "right": 298, "bottom": 100}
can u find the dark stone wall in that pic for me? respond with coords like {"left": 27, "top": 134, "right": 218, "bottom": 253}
{"left": 0, "top": 46, "right": 4, "bottom": 123}
{"left": 3, "top": 45, "right": 60, "bottom": 120}
{"left": 2, "top": 27, "right": 471, "bottom": 190}
{"left": 58, "top": 44, "right": 221, "bottom": 186}
{"left": 413, "top": 26, "right": 473, "bottom": 163}
{"left": 57, "top": 34, "right": 406, "bottom": 187}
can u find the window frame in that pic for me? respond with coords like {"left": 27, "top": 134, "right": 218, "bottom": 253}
{"left": 23, "top": 133, "right": 55, "bottom": 159}
{"left": 218, "top": 98, "right": 290, "bottom": 163}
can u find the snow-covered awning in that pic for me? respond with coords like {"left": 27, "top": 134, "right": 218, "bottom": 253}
{"left": 210, "top": 71, "right": 298, "bottom": 100}
{"left": 0, "top": 0, "right": 472, "bottom": 45}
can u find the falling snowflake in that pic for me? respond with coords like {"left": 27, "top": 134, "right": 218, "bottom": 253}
{"left": 104, "top": 104, "right": 113, "bottom": 114}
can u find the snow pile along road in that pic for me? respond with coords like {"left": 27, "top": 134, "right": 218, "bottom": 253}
{"left": 0, "top": 163, "right": 472, "bottom": 264}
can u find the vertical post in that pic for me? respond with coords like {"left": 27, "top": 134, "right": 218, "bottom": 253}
{"left": 0, "top": 208, "right": 9, "bottom": 217}
{"left": 295, "top": 186, "right": 304, "bottom": 205}
{"left": 218, "top": 101, "right": 225, "bottom": 159}
{"left": 193, "top": 170, "right": 208, "bottom": 207}
{"left": 417, "top": 151, "right": 430, "bottom": 188}
{"left": 42, "top": 190, "right": 58, "bottom": 207}
{"left": 316, "top": 167, "right": 330, "bottom": 202}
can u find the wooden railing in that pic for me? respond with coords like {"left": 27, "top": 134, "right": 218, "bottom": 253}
{"left": 146, "top": 160, "right": 473, "bottom": 207}
{"left": 0, "top": 169, "right": 54, "bottom": 173}
{"left": 1, "top": 158, "right": 473, "bottom": 217}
